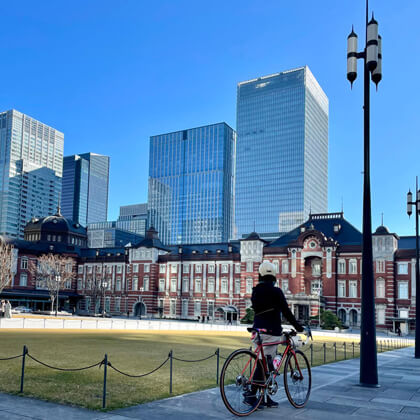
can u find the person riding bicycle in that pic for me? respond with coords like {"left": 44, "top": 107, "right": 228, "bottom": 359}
{"left": 244, "top": 260, "right": 305, "bottom": 408}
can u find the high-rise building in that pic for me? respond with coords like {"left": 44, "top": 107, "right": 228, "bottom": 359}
{"left": 235, "top": 66, "right": 328, "bottom": 237}
{"left": 0, "top": 110, "right": 64, "bottom": 238}
{"left": 148, "top": 123, "right": 236, "bottom": 245}
{"left": 61, "top": 153, "right": 109, "bottom": 226}
{"left": 117, "top": 203, "right": 148, "bottom": 236}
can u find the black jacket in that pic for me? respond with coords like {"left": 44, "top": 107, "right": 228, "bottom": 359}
{"left": 252, "top": 281, "right": 303, "bottom": 336}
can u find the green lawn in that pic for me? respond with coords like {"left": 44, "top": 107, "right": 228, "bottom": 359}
{"left": 0, "top": 330, "right": 411, "bottom": 410}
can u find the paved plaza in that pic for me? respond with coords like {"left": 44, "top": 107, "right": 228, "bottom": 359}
{"left": 0, "top": 346, "right": 419, "bottom": 419}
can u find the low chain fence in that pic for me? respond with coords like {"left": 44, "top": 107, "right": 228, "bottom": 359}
{"left": 0, "top": 338, "right": 412, "bottom": 409}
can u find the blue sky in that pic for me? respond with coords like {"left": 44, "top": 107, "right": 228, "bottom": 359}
{"left": 1, "top": 0, "right": 418, "bottom": 235}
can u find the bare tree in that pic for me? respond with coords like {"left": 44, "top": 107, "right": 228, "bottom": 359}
{"left": 0, "top": 241, "right": 14, "bottom": 294}
{"left": 29, "top": 254, "right": 76, "bottom": 315}
{"left": 85, "top": 265, "right": 109, "bottom": 315}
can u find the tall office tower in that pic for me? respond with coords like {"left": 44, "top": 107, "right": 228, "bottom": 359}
{"left": 61, "top": 153, "right": 109, "bottom": 226}
{"left": 117, "top": 203, "right": 148, "bottom": 236}
{"left": 148, "top": 123, "right": 236, "bottom": 245}
{"left": 235, "top": 66, "right": 328, "bottom": 238}
{"left": 0, "top": 110, "right": 64, "bottom": 239}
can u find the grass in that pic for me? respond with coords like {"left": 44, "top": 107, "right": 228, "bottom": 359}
{"left": 0, "top": 329, "right": 412, "bottom": 410}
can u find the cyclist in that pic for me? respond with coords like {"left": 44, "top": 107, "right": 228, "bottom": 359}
{"left": 244, "top": 260, "right": 305, "bottom": 408}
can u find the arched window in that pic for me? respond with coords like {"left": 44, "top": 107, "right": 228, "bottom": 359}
{"left": 349, "top": 309, "right": 358, "bottom": 326}
{"left": 338, "top": 308, "right": 346, "bottom": 324}
{"left": 376, "top": 278, "right": 385, "bottom": 298}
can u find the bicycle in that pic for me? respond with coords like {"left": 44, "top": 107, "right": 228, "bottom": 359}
{"left": 220, "top": 326, "right": 313, "bottom": 416}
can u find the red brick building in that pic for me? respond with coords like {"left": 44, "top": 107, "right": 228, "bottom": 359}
{"left": 1, "top": 212, "right": 417, "bottom": 333}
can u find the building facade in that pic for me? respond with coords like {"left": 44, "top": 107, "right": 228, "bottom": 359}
{"left": 148, "top": 123, "right": 236, "bottom": 245}
{"left": 117, "top": 203, "right": 148, "bottom": 236}
{"left": 61, "top": 153, "right": 110, "bottom": 226}
{"left": 0, "top": 110, "right": 64, "bottom": 239}
{"left": 235, "top": 67, "right": 328, "bottom": 238}
{"left": 2, "top": 212, "right": 417, "bottom": 334}
{"left": 87, "top": 221, "right": 143, "bottom": 248}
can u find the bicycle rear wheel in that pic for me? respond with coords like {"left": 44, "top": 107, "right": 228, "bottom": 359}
{"left": 220, "top": 349, "right": 265, "bottom": 416}
{"left": 283, "top": 349, "right": 311, "bottom": 408}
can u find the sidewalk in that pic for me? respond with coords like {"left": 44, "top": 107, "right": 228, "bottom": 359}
{"left": 0, "top": 346, "right": 419, "bottom": 419}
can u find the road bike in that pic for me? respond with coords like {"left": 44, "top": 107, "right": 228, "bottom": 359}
{"left": 220, "top": 326, "right": 313, "bottom": 416}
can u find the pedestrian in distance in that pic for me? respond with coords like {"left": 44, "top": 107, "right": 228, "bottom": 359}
{"left": 0, "top": 300, "right": 5, "bottom": 318}
{"left": 5, "top": 300, "right": 12, "bottom": 318}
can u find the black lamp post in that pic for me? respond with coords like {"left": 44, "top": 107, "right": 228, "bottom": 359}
{"left": 102, "top": 280, "right": 108, "bottom": 317}
{"left": 55, "top": 274, "right": 61, "bottom": 317}
{"left": 406, "top": 177, "right": 420, "bottom": 358}
{"left": 347, "top": 0, "right": 382, "bottom": 387}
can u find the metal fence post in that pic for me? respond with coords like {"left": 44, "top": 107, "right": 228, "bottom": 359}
{"left": 20, "top": 345, "right": 27, "bottom": 393}
{"left": 334, "top": 342, "right": 337, "bottom": 361}
{"left": 323, "top": 343, "right": 326, "bottom": 364}
{"left": 344, "top": 342, "right": 346, "bottom": 360}
{"left": 102, "top": 354, "right": 108, "bottom": 409}
{"left": 310, "top": 344, "right": 313, "bottom": 366}
{"left": 352, "top": 342, "right": 355, "bottom": 358}
{"left": 216, "top": 348, "right": 220, "bottom": 385}
{"left": 380, "top": 340, "right": 382, "bottom": 352}
{"left": 169, "top": 350, "right": 173, "bottom": 394}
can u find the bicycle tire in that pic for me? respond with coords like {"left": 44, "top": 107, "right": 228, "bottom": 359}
{"left": 283, "top": 349, "right": 311, "bottom": 408}
{"left": 220, "top": 349, "right": 265, "bottom": 416}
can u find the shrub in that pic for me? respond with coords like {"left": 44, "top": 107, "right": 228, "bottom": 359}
{"left": 241, "top": 307, "right": 254, "bottom": 324}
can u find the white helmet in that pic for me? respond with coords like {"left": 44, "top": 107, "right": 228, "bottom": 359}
{"left": 258, "top": 260, "right": 276, "bottom": 277}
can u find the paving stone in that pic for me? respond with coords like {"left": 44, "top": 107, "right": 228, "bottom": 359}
{"left": 401, "top": 406, "right": 420, "bottom": 415}
{"left": 326, "top": 396, "right": 403, "bottom": 412}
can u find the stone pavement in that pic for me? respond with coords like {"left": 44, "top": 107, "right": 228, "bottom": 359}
{"left": 1, "top": 346, "right": 419, "bottom": 419}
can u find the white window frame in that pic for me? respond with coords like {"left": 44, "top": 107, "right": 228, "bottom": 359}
{"left": 182, "top": 278, "right": 189, "bottom": 293}
{"left": 195, "top": 264, "right": 202, "bottom": 274}
{"left": 235, "top": 263, "right": 241, "bottom": 274}
{"left": 170, "top": 264, "right": 177, "bottom": 274}
{"left": 281, "top": 279, "right": 289, "bottom": 292}
{"left": 21, "top": 257, "right": 28, "bottom": 269}
{"left": 78, "top": 265, "right": 83, "bottom": 274}
{"left": 20, "top": 273, "right": 28, "bottom": 287}
{"left": 195, "top": 278, "right": 202, "bottom": 293}
{"left": 183, "top": 264, "right": 189, "bottom": 273}
{"left": 117, "top": 265, "right": 122, "bottom": 274}
{"left": 144, "top": 264, "right": 150, "bottom": 273}
{"left": 376, "top": 259, "right": 385, "bottom": 273}
{"left": 194, "top": 300, "right": 201, "bottom": 317}
{"left": 398, "top": 281, "right": 409, "bottom": 299}
{"left": 377, "top": 307, "right": 385, "bottom": 325}
{"left": 208, "top": 264, "right": 215, "bottom": 273}
{"left": 132, "top": 277, "right": 138, "bottom": 291}
{"left": 246, "top": 261, "right": 253, "bottom": 272}
{"left": 338, "top": 259, "right": 346, "bottom": 274}
{"left": 376, "top": 278, "right": 385, "bottom": 298}
{"left": 171, "top": 278, "right": 177, "bottom": 293}
{"left": 338, "top": 280, "right": 346, "bottom": 297}
{"left": 133, "top": 264, "right": 139, "bottom": 273}
{"left": 349, "top": 259, "right": 357, "bottom": 274}
{"left": 221, "top": 264, "right": 228, "bottom": 273}
{"left": 234, "top": 278, "right": 241, "bottom": 294}
{"left": 170, "top": 299, "right": 176, "bottom": 316}
{"left": 159, "top": 278, "right": 165, "bottom": 292}
{"left": 207, "top": 278, "right": 215, "bottom": 293}
{"left": 221, "top": 278, "right": 228, "bottom": 293}
{"left": 181, "top": 300, "right": 189, "bottom": 317}
{"left": 281, "top": 260, "right": 289, "bottom": 274}
{"left": 398, "top": 263, "right": 408, "bottom": 275}
{"left": 143, "top": 276, "right": 149, "bottom": 291}
{"left": 159, "top": 264, "right": 166, "bottom": 274}
{"left": 246, "top": 278, "right": 253, "bottom": 294}
{"left": 115, "top": 278, "right": 121, "bottom": 291}
{"left": 349, "top": 280, "right": 357, "bottom": 298}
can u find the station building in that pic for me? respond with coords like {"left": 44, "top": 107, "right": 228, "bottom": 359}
{"left": 1, "top": 211, "right": 417, "bottom": 334}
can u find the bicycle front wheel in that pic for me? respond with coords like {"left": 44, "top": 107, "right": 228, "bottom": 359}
{"left": 220, "top": 349, "right": 265, "bottom": 416}
{"left": 283, "top": 349, "right": 311, "bottom": 408}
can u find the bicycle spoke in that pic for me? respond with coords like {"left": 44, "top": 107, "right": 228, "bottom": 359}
{"left": 283, "top": 350, "right": 311, "bottom": 408}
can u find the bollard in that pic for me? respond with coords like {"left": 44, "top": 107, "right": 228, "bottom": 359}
{"left": 169, "top": 350, "right": 173, "bottom": 394}
{"left": 334, "top": 342, "right": 337, "bottom": 361}
{"left": 102, "top": 354, "right": 108, "bottom": 409}
{"left": 216, "top": 348, "right": 220, "bottom": 385}
{"left": 352, "top": 342, "right": 354, "bottom": 358}
{"left": 323, "top": 343, "right": 326, "bottom": 364}
{"left": 310, "top": 344, "right": 313, "bottom": 366}
{"left": 344, "top": 342, "right": 346, "bottom": 360}
{"left": 20, "top": 345, "right": 27, "bottom": 393}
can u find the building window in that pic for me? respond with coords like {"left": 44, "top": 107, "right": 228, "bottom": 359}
{"left": 117, "top": 265, "right": 122, "bottom": 274}
{"left": 171, "top": 264, "right": 177, "bottom": 274}
{"left": 77, "top": 279, "right": 82, "bottom": 290}
{"left": 312, "top": 261, "right": 321, "bottom": 276}
{"left": 246, "top": 261, "right": 253, "bottom": 272}
{"left": 182, "top": 300, "right": 188, "bottom": 317}
{"left": 133, "top": 264, "right": 139, "bottom": 273}
{"left": 207, "top": 278, "right": 215, "bottom": 293}
{"left": 207, "top": 301, "right": 214, "bottom": 317}
{"left": 273, "top": 261, "right": 279, "bottom": 273}
{"left": 144, "top": 264, "right": 150, "bottom": 273}
{"left": 85, "top": 297, "right": 91, "bottom": 311}
{"left": 78, "top": 265, "right": 83, "bottom": 274}
{"left": 194, "top": 301, "right": 201, "bottom": 317}
{"left": 132, "top": 277, "right": 138, "bottom": 291}
{"left": 376, "top": 278, "right": 385, "bottom": 298}
{"left": 399, "top": 309, "right": 408, "bottom": 319}
{"left": 195, "top": 264, "right": 202, "bottom": 273}
{"left": 377, "top": 308, "right": 385, "bottom": 325}
{"left": 349, "top": 281, "right": 357, "bottom": 298}
{"left": 234, "top": 279, "right": 241, "bottom": 294}
{"left": 281, "top": 279, "right": 289, "bottom": 292}
{"left": 246, "top": 278, "right": 253, "bottom": 294}
{"left": 159, "top": 278, "right": 165, "bottom": 292}
{"left": 349, "top": 259, "right": 357, "bottom": 274}
{"left": 182, "top": 278, "right": 189, "bottom": 293}
{"left": 281, "top": 260, "right": 289, "bottom": 274}
{"left": 105, "top": 297, "right": 111, "bottom": 313}
{"left": 221, "top": 264, "right": 228, "bottom": 273}
{"left": 376, "top": 259, "right": 385, "bottom": 273}
{"left": 143, "top": 276, "right": 149, "bottom": 291}
{"left": 221, "top": 278, "right": 228, "bottom": 293}
{"left": 235, "top": 263, "right": 241, "bottom": 274}
{"left": 20, "top": 257, "right": 28, "bottom": 269}
{"left": 126, "top": 265, "right": 131, "bottom": 273}
{"left": 398, "top": 263, "right": 408, "bottom": 275}
{"left": 338, "top": 280, "right": 346, "bottom": 297}
{"left": 159, "top": 264, "right": 166, "bottom": 273}
{"left": 107, "top": 265, "right": 112, "bottom": 274}
{"left": 20, "top": 273, "right": 28, "bottom": 287}
{"left": 170, "top": 300, "right": 176, "bottom": 316}
{"left": 208, "top": 264, "right": 215, "bottom": 273}
{"left": 338, "top": 259, "right": 346, "bottom": 274}
{"left": 183, "top": 264, "right": 189, "bottom": 273}
{"left": 88, "top": 266, "right": 92, "bottom": 274}
{"left": 171, "top": 278, "right": 177, "bottom": 293}
{"left": 311, "top": 280, "right": 321, "bottom": 295}
{"left": 115, "top": 298, "right": 121, "bottom": 313}
{"left": 398, "top": 282, "right": 408, "bottom": 299}
{"left": 195, "top": 279, "right": 202, "bottom": 293}
{"left": 115, "top": 279, "right": 121, "bottom": 291}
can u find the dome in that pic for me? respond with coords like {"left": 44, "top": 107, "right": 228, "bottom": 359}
{"left": 374, "top": 225, "right": 390, "bottom": 235}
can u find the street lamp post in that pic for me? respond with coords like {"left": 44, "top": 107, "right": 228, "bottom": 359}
{"left": 102, "top": 280, "right": 108, "bottom": 318}
{"left": 347, "top": 0, "right": 382, "bottom": 387}
{"left": 406, "top": 177, "right": 420, "bottom": 358}
{"left": 55, "top": 275, "right": 61, "bottom": 317}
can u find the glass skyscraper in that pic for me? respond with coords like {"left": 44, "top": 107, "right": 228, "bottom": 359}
{"left": 0, "top": 110, "right": 64, "bottom": 239}
{"left": 148, "top": 123, "right": 236, "bottom": 245}
{"left": 61, "top": 153, "right": 109, "bottom": 226}
{"left": 235, "top": 66, "right": 328, "bottom": 237}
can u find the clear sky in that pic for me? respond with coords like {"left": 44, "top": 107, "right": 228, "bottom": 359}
{"left": 1, "top": 0, "right": 418, "bottom": 236}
